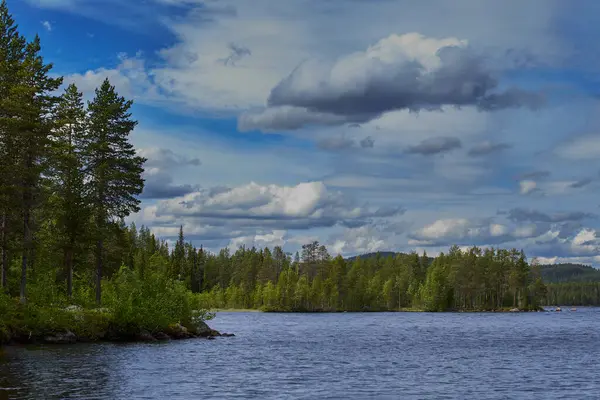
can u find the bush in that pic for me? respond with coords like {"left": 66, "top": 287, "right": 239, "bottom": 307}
{"left": 103, "top": 266, "right": 213, "bottom": 336}
{"left": 0, "top": 265, "right": 214, "bottom": 343}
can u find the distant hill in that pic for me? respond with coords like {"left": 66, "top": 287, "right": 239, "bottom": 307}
{"left": 539, "top": 263, "right": 600, "bottom": 283}
{"left": 346, "top": 252, "right": 435, "bottom": 264}
{"left": 346, "top": 253, "right": 600, "bottom": 284}
{"left": 346, "top": 252, "right": 401, "bottom": 261}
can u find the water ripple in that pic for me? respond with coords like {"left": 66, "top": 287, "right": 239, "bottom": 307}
{"left": 1, "top": 309, "right": 600, "bottom": 399}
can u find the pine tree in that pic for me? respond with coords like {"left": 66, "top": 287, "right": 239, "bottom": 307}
{"left": 83, "top": 78, "right": 145, "bottom": 305}
{"left": 15, "top": 35, "right": 62, "bottom": 302}
{"left": 0, "top": 0, "right": 26, "bottom": 291}
{"left": 172, "top": 225, "right": 185, "bottom": 280}
{"left": 50, "top": 83, "right": 89, "bottom": 299}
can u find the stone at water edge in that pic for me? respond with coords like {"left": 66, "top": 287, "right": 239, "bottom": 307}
{"left": 195, "top": 320, "right": 221, "bottom": 337}
{"left": 221, "top": 333, "right": 235, "bottom": 337}
{"left": 137, "top": 331, "right": 158, "bottom": 342}
{"left": 167, "top": 323, "right": 194, "bottom": 339}
{"left": 153, "top": 332, "right": 171, "bottom": 341}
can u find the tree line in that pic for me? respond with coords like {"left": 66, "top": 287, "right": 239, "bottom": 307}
{"left": 137, "top": 230, "right": 549, "bottom": 311}
{"left": 0, "top": 1, "right": 144, "bottom": 304}
{"left": 2, "top": 1, "right": 597, "bottom": 314}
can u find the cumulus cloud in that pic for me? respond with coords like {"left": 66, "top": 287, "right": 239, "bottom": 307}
{"left": 140, "top": 169, "right": 199, "bottom": 199}
{"left": 316, "top": 135, "right": 375, "bottom": 151}
{"left": 527, "top": 228, "right": 600, "bottom": 259}
{"left": 467, "top": 141, "right": 511, "bottom": 156}
{"left": 147, "top": 181, "right": 403, "bottom": 230}
{"left": 408, "top": 217, "right": 541, "bottom": 247}
{"left": 219, "top": 43, "right": 252, "bottom": 66}
{"left": 242, "top": 33, "right": 543, "bottom": 131}
{"left": 229, "top": 230, "right": 287, "bottom": 250}
{"left": 42, "top": 21, "right": 52, "bottom": 31}
{"left": 138, "top": 147, "right": 201, "bottom": 169}
{"left": 518, "top": 171, "right": 550, "bottom": 181}
{"left": 328, "top": 225, "right": 389, "bottom": 256}
{"left": 316, "top": 136, "right": 356, "bottom": 151}
{"left": 137, "top": 147, "right": 202, "bottom": 199}
{"left": 569, "top": 177, "right": 593, "bottom": 189}
{"left": 238, "top": 106, "right": 353, "bottom": 132}
{"left": 505, "top": 208, "right": 595, "bottom": 223}
{"left": 519, "top": 180, "right": 539, "bottom": 195}
{"left": 405, "top": 136, "right": 462, "bottom": 155}
{"left": 558, "top": 135, "right": 600, "bottom": 160}
{"left": 64, "top": 53, "right": 157, "bottom": 101}
{"left": 359, "top": 136, "right": 375, "bottom": 148}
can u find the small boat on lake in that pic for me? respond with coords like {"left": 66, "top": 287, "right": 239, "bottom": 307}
{"left": 570, "top": 308, "right": 577, "bottom": 312}
{"left": 555, "top": 307, "right": 561, "bottom": 312}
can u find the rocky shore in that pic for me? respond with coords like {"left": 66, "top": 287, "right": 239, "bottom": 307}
{"left": 1, "top": 306, "right": 234, "bottom": 346}
{"left": 28, "top": 320, "right": 235, "bottom": 345}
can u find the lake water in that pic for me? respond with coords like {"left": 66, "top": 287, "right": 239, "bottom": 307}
{"left": 1, "top": 309, "right": 600, "bottom": 399}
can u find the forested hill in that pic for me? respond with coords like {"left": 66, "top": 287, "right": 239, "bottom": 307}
{"left": 540, "top": 264, "right": 600, "bottom": 283}
{"left": 348, "top": 253, "right": 600, "bottom": 284}
{"left": 347, "top": 252, "right": 434, "bottom": 264}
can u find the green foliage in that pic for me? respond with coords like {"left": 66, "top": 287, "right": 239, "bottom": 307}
{"left": 545, "top": 282, "right": 600, "bottom": 306}
{"left": 103, "top": 266, "right": 211, "bottom": 335}
{"left": 194, "top": 245, "right": 551, "bottom": 312}
{"left": 541, "top": 264, "right": 600, "bottom": 283}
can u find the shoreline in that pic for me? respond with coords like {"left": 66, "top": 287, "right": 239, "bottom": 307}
{"left": 1, "top": 321, "right": 234, "bottom": 346}
{"left": 214, "top": 307, "right": 546, "bottom": 313}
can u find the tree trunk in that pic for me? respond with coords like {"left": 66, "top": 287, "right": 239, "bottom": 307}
{"left": 1, "top": 212, "right": 7, "bottom": 291}
{"left": 192, "top": 250, "right": 198, "bottom": 293}
{"left": 20, "top": 206, "right": 30, "bottom": 304}
{"left": 66, "top": 247, "right": 74, "bottom": 300}
{"left": 95, "top": 238, "right": 103, "bottom": 305}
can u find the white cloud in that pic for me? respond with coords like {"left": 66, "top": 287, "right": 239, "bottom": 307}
{"left": 558, "top": 135, "right": 600, "bottom": 159}
{"left": 150, "top": 181, "right": 398, "bottom": 225}
{"left": 59, "top": 0, "right": 565, "bottom": 116}
{"left": 63, "top": 53, "right": 158, "bottom": 102}
{"left": 243, "top": 32, "right": 542, "bottom": 131}
{"left": 327, "top": 225, "right": 388, "bottom": 256}
{"left": 519, "top": 180, "right": 538, "bottom": 195}
{"left": 408, "top": 217, "right": 543, "bottom": 247}
{"left": 138, "top": 147, "right": 201, "bottom": 169}
{"left": 229, "top": 230, "right": 287, "bottom": 250}
{"left": 42, "top": 20, "right": 52, "bottom": 32}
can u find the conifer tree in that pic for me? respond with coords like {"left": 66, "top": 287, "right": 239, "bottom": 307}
{"left": 83, "top": 78, "right": 145, "bottom": 305}
{"left": 50, "top": 83, "right": 89, "bottom": 299}
{"left": 15, "top": 35, "right": 62, "bottom": 302}
{"left": 0, "top": 0, "right": 26, "bottom": 290}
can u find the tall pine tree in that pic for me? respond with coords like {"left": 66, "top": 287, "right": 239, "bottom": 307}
{"left": 84, "top": 78, "right": 145, "bottom": 305}
{"left": 0, "top": 0, "right": 26, "bottom": 291}
{"left": 15, "top": 35, "right": 62, "bottom": 302}
{"left": 50, "top": 83, "right": 89, "bottom": 299}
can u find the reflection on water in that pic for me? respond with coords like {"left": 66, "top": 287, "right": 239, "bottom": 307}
{"left": 2, "top": 308, "right": 600, "bottom": 399}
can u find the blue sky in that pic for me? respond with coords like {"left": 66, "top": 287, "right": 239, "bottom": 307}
{"left": 15, "top": 0, "right": 600, "bottom": 265}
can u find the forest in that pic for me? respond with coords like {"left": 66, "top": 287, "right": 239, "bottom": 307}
{"left": 1, "top": 0, "right": 599, "bottom": 346}
{"left": 0, "top": 1, "right": 214, "bottom": 343}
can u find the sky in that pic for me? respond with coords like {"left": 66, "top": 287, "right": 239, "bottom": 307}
{"left": 14, "top": 0, "right": 600, "bottom": 265}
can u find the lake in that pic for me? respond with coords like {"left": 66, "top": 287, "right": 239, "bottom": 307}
{"left": 1, "top": 309, "right": 600, "bottom": 399}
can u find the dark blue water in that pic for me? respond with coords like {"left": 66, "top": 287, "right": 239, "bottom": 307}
{"left": 1, "top": 309, "right": 600, "bottom": 399}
